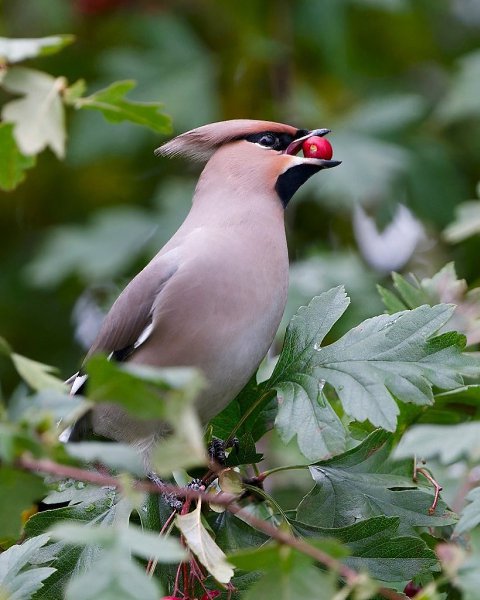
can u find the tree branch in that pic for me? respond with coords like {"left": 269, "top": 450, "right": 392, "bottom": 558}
{"left": 16, "top": 453, "right": 405, "bottom": 600}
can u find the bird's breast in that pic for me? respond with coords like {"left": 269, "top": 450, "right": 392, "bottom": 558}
{"left": 135, "top": 224, "right": 289, "bottom": 422}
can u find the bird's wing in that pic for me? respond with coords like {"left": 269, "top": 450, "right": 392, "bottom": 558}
{"left": 85, "top": 248, "right": 180, "bottom": 361}
{"left": 65, "top": 248, "right": 180, "bottom": 440}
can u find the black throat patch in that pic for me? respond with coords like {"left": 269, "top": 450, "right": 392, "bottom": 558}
{"left": 275, "top": 163, "right": 322, "bottom": 208}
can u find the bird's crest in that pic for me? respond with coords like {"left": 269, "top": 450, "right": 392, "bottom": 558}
{"left": 155, "top": 119, "right": 299, "bottom": 162}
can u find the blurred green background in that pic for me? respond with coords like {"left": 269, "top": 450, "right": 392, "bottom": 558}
{"left": 1, "top": 0, "right": 480, "bottom": 393}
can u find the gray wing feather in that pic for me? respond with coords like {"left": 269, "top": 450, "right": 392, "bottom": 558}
{"left": 85, "top": 252, "right": 179, "bottom": 361}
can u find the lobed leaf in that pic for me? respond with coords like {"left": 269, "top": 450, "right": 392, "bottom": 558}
{"left": 229, "top": 544, "right": 338, "bottom": 600}
{"left": 296, "top": 431, "right": 456, "bottom": 532}
{"left": 270, "top": 286, "right": 349, "bottom": 460}
{"left": 379, "top": 264, "right": 480, "bottom": 346}
{"left": 455, "top": 487, "right": 480, "bottom": 535}
{"left": 291, "top": 515, "right": 437, "bottom": 581}
{"left": 2, "top": 67, "right": 66, "bottom": 157}
{"left": 0, "top": 35, "right": 74, "bottom": 64}
{"left": 312, "top": 303, "right": 474, "bottom": 431}
{"left": 74, "top": 80, "right": 171, "bottom": 134}
{"left": 395, "top": 422, "right": 480, "bottom": 464}
{"left": 0, "top": 534, "right": 56, "bottom": 600}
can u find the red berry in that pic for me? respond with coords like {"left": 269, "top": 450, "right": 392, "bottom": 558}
{"left": 403, "top": 581, "right": 421, "bottom": 597}
{"left": 302, "top": 136, "right": 333, "bottom": 160}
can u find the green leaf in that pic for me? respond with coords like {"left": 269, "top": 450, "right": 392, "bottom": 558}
{"left": 75, "top": 81, "right": 171, "bottom": 134}
{"left": 151, "top": 404, "right": 207, "bottom": 475}
{"left": 0, "top": 35, "right": 74, "bottom": 64}
{"left": 0, "top": 122, "right": 36, "bottom": 191}
{"left": 444, "top": 201, "right": 480, "bottom": 243}
{"left": 176, "top": 501, "right": 234, "bottom": 584}
{"left": 11, "top": 353, "right": 67, "bottom": 392}
{"left": 435, "top": 49, "right": 480, "bottom": 123}
{"left": 86, "top": 355, "right": 203, "bottom": 421}
{"left": 207, "top": 511, "right": 268, "bottom": 554}
{"left": 0, "top": 423, "right": 43, "bottom": 463}
{"left": 296, "top": 431, "right": 456, "bottom": 532}
{"left": 455, "top": 487, "right": 480, "bottom": 535}
{"left": 50, "top": 522, "right": 185, "bottom": 563}
{"left": 270, "top": 286, "right": 349, "bottom": 460}
{"left": 25, "top": 206, "right": 160, "bottom": 287}
{"left": 380, "top": 264, "right": 480, "bottom": 346}
{"left": 65, "top": 442, "right": 146, "bottom": 477}
{"left": 0, "top": 467, "right": 47, "bottom": 539}
{"left": 229, "top": 544, "right": 338, "bottom": 600}
{"left": 376, "top": 284, "right": 408, "bottom": 313}
{"left": 395, "top": 422, "right": 480, "bottom": 464}
{"left": 312, "top": 302, "right": 473, "bottom": 431}
{"left": 210, "top": 375, "right": 276, "bottom": 444}
{"left": 291, "top": 515, "right": 437, "bottom": 581}
{"left": 0, "top": 534, "right": 56, "bottom": 599}
{"left": 64, "top": 547, "right": 161, "bottom": 600}
{"left": 1, "top": 67, "right": 66, "bottom": 158}
{"left": 25, "top": 485, "right": 120, "bottom": 600}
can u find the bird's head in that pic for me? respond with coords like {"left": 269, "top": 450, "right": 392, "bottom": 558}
{"left": 155, "top": 119, "right": 340, "bottom": 207}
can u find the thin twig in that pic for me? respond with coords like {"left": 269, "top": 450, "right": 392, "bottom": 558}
{"left": 414, "top": 466, "right": 443, "bottom": 515}
{"left": 16, "top": 453, "right": 405, "bottom": 600}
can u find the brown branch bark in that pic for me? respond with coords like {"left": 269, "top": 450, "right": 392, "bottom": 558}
{"left": 16, "top": 454, "right": 405, "bottom": 600}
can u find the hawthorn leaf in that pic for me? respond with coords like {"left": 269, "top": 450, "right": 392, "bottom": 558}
{"left": 312, "top": 303, "right": 474, "bottom": 431}
{"left": 0, "top": 35, "right": 74, "bottom": 64}
{"left": 64, "top": 547, "right": 161, "bottom": 600}
{"left": 229, "top": 544, "right": 338, "bottom": 600}
{"left": 376, "top": 284, "right": 408, "bottom": 313}
{"left": 380, "top": 264, "right": 480, "bottom": 346}
{"left": 0, "top": 423, "right": 43, "bottom": 463}
{"left": 50, "top": 522, "right": 185, "bottom": 563}
{"left": 435, "top": 49, "right": 480, "bottom": 123}
{"left": 176, "top": 501, "right": 234, "bottom": 584}
{"left": 444, "top": 201, "right": 480, "bottom": 243}
{"left": 86, "top": 355, "right": 203, "bottom": 421}
{"left": 455, "top": 487, "right": 480, "bottom": 535}
{"left": 151, "top": 404, "right": 207, "bottom": 475}
{"left": 75, "top": 80, "right": 171, "bottom": 134}
{"left": 395, "top": 423, "right": 480, "bottom": 464}
{"left": 210, "top": 375, "right": 276, "bottom": 443}
{"left": 296, "top": 431, "right": 456, "bottom": 532}
{"left": 65, "top": 442, "right": 146, "bottom": 477}
{"left": 270, "top": 286, "right": 349, "bottom": 460}
{"left": 2, "top": 67, "right": 66, "bottom": 157}
{"left": 207, "top": 511, "right": 268, "bottom": 554}
{"left": 25, "top": 485, "right": 120, "bottom": 600}
{"left": 0, "top": 467, "right": 47, "bottom": 539}
{"left": 291, "top": 515, "right": 437, "bottom": 581}
{"left": 0, "top": 534, "right": 56, "bottom": 600}
{"left": 0, "top": 122, "right": 36, "bottom": 191}
{"left": 25, "top": 206, "right": 159, "bottom": 287}
{"left": 11, "top": 353, "right": 67, "bottom": 392}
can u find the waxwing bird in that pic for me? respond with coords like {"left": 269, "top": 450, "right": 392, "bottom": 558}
{"left": 64, "top": 119, "right": 340, "bottom": 452}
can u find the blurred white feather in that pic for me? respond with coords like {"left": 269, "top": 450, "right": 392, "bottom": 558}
{"left": 353, "top": 204, "right": 425, "bottom": 273}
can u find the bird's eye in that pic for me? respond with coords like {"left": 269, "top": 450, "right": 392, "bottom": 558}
{"left": 258, "top": 133, "right": 277, "bottom": 148}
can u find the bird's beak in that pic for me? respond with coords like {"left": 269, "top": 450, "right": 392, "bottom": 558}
{"left": 284, "top": 128, "right": 341, "bottom": 169}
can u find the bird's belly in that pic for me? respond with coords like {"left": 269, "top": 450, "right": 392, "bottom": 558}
{"left": 133, "top": 257, "right": 288, "bottom": 423}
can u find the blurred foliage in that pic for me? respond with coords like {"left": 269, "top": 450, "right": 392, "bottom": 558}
{"left": 0, "top": 0, "right": 479, "bottom": 393}
{"left": 1, "top": 5, "right": 480, "bottom": 595}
